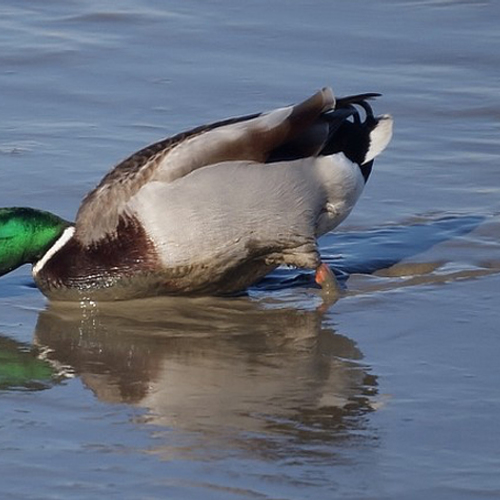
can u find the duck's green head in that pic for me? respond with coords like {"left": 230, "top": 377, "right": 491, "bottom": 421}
{"left": 0, "top": 208, "right": 71, "bottom": 277}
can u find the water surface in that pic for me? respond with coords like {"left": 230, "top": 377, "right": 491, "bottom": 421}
{"left": 1, "top": 0, "right": 500, "bottom": 498}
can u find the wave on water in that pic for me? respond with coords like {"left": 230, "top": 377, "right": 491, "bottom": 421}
{"left": 255, "top": 213, "right": 497, "bottom": 294}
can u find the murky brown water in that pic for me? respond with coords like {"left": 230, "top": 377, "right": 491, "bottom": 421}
{"left": 1, "top": 0, "right": 500, "bottom": 498}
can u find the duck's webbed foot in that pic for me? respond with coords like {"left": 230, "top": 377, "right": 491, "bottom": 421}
{"left": 269, "top": 244, "right": 342, "bottom": 299}
{"left": 315, "top": 262, "right": 341, "bottom": 297}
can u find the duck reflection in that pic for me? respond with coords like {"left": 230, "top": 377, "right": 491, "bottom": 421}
{"left": 34, "top": 296, "right": 377, "bottom": 459}
{"left": 0, "top": 334, "right": 59, "bottom": 391}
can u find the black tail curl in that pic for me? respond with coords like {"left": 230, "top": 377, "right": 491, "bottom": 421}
{"left": 266, "top": 92, "right": 383, "bottom": 183}
{"left": 320, "top": 94, "right": 382, "bottom": 181}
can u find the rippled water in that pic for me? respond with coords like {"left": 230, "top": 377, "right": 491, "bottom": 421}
{"left": 1, "top": 0, "right": 500, "bottom": 498}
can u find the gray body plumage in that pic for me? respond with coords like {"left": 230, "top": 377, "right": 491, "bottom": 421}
{"left": 129, "top": 154, "right": 364, "bottom": 272}
{"left": 32, "top": 87, "right": 393, "bottom": 300}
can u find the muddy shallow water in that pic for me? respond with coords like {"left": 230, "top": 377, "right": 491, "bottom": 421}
{"left": 1, "top": 0, "right": 500, "bottom": 498}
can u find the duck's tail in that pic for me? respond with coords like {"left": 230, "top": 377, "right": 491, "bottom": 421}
{"left": 321, "top": 94, "right": 393, "bottom": 181}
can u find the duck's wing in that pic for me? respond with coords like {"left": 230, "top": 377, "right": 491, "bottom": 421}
{"left": 75, "top": 88, "right": 337, "bottom": 245}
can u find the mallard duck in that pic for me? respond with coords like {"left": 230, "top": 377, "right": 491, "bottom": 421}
{"left": 0, "top": 87, "right": 392, "bottom": 301}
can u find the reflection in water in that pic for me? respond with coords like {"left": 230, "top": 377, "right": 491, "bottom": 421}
{"left": 0, "top": 335, "right": 60, "bottom": 391}
{"left": 34, "top": 297, "right": 377, "bottom": 461}
{"left": 4, "top": 215, "right": 491, "bottom": 462}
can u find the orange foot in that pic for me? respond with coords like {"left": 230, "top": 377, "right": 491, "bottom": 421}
{"left": 315, "top": 262, "right": 341, "bottom": 296}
